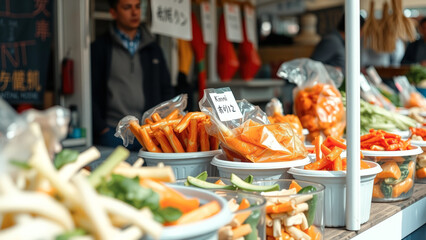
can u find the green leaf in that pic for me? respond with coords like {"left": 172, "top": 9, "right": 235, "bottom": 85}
{"left": 9, "top": 160, "right": 31, "bottom": 170}
{"left": 55, "top": 229, "right": 86, "bottom": 240}
{"left": 54, "top": 149, "right": 79, "bottom": 169}
{"left": 155, "top": 207, "right": 182, "bottom": 223}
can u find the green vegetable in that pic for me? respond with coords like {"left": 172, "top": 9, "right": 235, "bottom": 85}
{"left": 54, "top": 149, "right": 79, "bottom": 169}
{"left": 298, "top": 186, "right": 317, "bottom": 226}
{"left": 9, "top": 160, "right": 31, "bottom": 170}
{"left": 384, "top": 167, "right": 409, "bottom": 185}
{"left": 244, "top": 175, "right": 254, "bottom": 184}
{"left": 97, "top": 174, "right": 181, "bottom": 224}
{"left": 230, "top": 174, "right": 279, "bottom": 192}
{"left": 380, "top": 181, "right": 393, "bottom": 198}
{"left": 185, "top": 171, "right": 208, "bottom": 186}
{"left": 379, "top": 88, "right": 401, "bottom": 107}
{"left": 244, "top": 209, "right": 261, "bottom": 240}
{"left": 55, "top": 229, "right": 86, "bottom": 240}
{"left": 88, "top": 146, "right": 130, "bottom": 187}
{"left": 406, "top": 65, "right": 426, "bottom": 85}
{"left": 187, "top": 176, "right": 236, "bottom": 190}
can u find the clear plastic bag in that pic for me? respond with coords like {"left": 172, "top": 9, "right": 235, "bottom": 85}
{"left": 199, "top": 88, "right": 307, "bottom": 163}
{"left": 360, "top": 74, "right": 396, "bottom": 110}
{"left": 141, "top": 94, "right": 187, "bottom": 124}
{"left": 277, "top": 58, "right": 346, "bottom": 143}
{"left": 266, "top": 98, "right": 304, "bottom": 142}
{"left": 395, "top": 76, "right": 426, "bottom": 110}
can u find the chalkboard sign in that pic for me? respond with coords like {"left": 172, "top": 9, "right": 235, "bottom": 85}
{"left": 0, "top": 0, "right": 53, "bottom": 105}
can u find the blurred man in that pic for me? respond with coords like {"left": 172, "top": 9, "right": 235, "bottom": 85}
{"left": 401, "top": 17, "right": 426, "bottom": 66}
{"left": 91, "top": 0, "right": 174, "bottom": 150}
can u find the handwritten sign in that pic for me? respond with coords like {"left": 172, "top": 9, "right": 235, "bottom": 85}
{"left": 0, "top": 0, "right": 52, "bottom": 105}
{"left": 151, "top": 0, "right": 192, "bottom": 40}
{"left": 244, "top": 5, "right": 257, "bottom": 45}
{"left": 200, "top": 2, "right": 213, "bottom": 44}
{"left": 224, "top": 3, "right": 243, "bottom": 43}
{"left": 209, "top": 91, "right": 243, "bottom": 121}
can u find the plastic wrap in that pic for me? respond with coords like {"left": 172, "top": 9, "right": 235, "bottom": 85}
{"left": 199, "top": 88, "right": 307, "bottom": 163}
{"left": 277, "top": 58, "right": 346, "bottom": 143}
{"left": 360, "top": 74, "right": 396, "bottom": 110}
{"left": 141, "top": 94, "right": 187, "bottom": 124}
{"left": 266, "top": 98, "right": 304, "bottom": 142}
{"left": 395, "top": 76, "right": 426, "bottom": 110}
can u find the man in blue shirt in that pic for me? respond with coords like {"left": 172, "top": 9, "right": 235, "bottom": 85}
{"left": 91, "top": 0, "right": 174, "bottom": 150}
{"left": 401, "top": 17, "right": 426, "bottom": 66}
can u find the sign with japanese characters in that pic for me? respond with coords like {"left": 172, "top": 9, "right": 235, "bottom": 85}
{"left": 200, "top": 2, "right": 213, "bottom": 44}
{"left": 0, "top": 0, "right": 53, "bottom": 105}
{"left": 209, "top": 91, "right": 243, "bottom": 121}
{"left": 151, "top": 0, "right": 192, "bottom": 40}
{"left": 244, "top": 5, "right": 257, "bottom": 45}
{"left": 224, "top": 3, "right": 243, "bottom": 43}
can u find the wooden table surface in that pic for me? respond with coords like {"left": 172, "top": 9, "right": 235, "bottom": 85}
{"left": 324, "top": 183, "right": 426, "bottom": 239}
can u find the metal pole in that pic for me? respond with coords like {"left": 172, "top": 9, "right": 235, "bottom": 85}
{"left": 345, "top": 0, "right": 361, "bottom": 231}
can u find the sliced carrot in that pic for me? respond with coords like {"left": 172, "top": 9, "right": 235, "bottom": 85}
{"left": 304, "top": 225, "right": 321, "bottom": 240}
{"left": 266, "top": 201, "right": 295, "bottom": 214}
{"left": 171, "top": 200, "right": 221, "bottom": 225}
{"left": 416, "top": 168, "right": 426, "bottom": 179}
{"left": 326, "top": 147, "right": 343, "bottom": 161}
{"left": 214, "top": 179, "right": 226, "bottom": 185}
{"left": 321, "top": 144, "right": 332, "bottom": 155}
{"left": 372, "top": 184, "right": 384, "bottom": 198}
{"left": 376, "top": 161, "right": 401, "bottom": 179}
{"left": 304, "top": 157, "right": 332, "bottom": 170}
{"left": 238, "top": 198, "right": 251, "bottom": 210}
{"left": 360, "top": 160, "right": 371, "bottom": 169}
{"left": 289, "top": 180, "right": 302, "bottom": 192}
{"left": 314, "top": 136, "right": 323, "bottom": 163}
{"left": 392, "top": 178, "right": 413, "bottom": 198}
{"left": 407, "top": 161, "right": 415, "bottom": 179}
{"left": 326, "top": 136, "right": 347, "bottom": 149}
{"left": 333, "top": 156, "right": 343, "bottom": 171}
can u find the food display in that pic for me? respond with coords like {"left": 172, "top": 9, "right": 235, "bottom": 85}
{"left": 409, "top": 127, "right": 426, "bottom": 183}
{"left": 361, "top": 130, "right": 422, "bottom": 202}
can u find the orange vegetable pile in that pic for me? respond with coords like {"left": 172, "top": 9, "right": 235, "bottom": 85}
{"left": 305, "top": 136, "right": 371, "bottom": 171}
{"left": 294, "top": 83, "right": 345, "bottom": 143}
{"left": 139, "top": 178, "right": 221, "bottom": 225}
{"left": 219, "top": 119, "right": 307, "bottom": 163}
{"left": 409, "top": 127, "right": 426, "bottom": 141}
{"left": 264, "top": 181, "right": 321, "bottom": 240}
{"left": 404, "top": 92, "right": 426, "bottom": 110}
{"left": 268, "top": 113, "right": 305, "bottom": 142}
{"left": 218, "top": 198, "right": 255, "bottom": 239}
{"left": 129, "top": 110, "right": 219, "bottom": 153}
{"left": 361, "top": 129, "right": 413, "bottom": 151}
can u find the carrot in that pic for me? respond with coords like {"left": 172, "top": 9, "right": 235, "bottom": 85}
{"left": 198, "top": 121, "right": 210, "bottom": 151}
{"left": 129, "top": 121, "right": 145, "bottom": 149}
{"left": 165, "top": 109, "right": 180, "bottom": 120}
{"left": 372, "top": 184, "right": 385, "bottom": 198}
{"left": 392, "top": 178, "right": 413, "bottom": 198}
{"left": 289, "top": 180, "right": 302, "bottom": 192}
{"left": 215, "top": 179, "right": 226, "bottom": 185}
{"left": 376, "top": 161, "right": 401, "bottom": 179}
{"left": 304, "top": 157, "right": 332, "bottom": 170}
{"left": 233, "top": 211, "right": 252, "bottom": 227}
{"left": 333, "top": 156, "right": 343, "bottom": 171}
{"left": 314, "top": 136, "right": 323, "bottom": 163}
{"left": 407, "top": 161, "right": 415, "bottom": 179}
{"left": 186, "top": 119, "right": 198, "bottom": 152}
{"left": 140, "top": 127, "right": 162, "bottom": 153}
{"left": 321, "top": 144, "right": 332, "bottom": 155}
{"left": 326, "top": 136, "right": 347, "bottom": 149}
{"left": 266, "top": 200, "right": 295, "bottom": 214}
{"left": 140, "top": 179, "right": 200, "bottom": 213}
{"left": 304, "top": 225, "right": 321, "bottom": 240}
{"left": 360, "top": 160, "right": 371, "bottom": 169}
{"left": 360, "top": 133, "right": 375, "bottom": 141}
{"left": 326, "top": 147, "right": 343, "bottom": 161}
{"left": 171, "top": 200, "right": 221, "bottom": 225}
{"left": 209, "top": 136, "right": 220, "bottom": 150}
{"left": 153, "top": 131, "right": 174, "bottom": 153}
{"left": 238, "top": 198, "right": 251, "bottom": 210}
{"left": 416, "top": 168, "right": 426, "bottom": 179}
{"left": 161, "top": 125, "right": 185, "bottom": 153}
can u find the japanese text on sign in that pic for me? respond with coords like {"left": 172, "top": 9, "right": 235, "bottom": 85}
{"left": 224, "top": 3, "right": 243, "bottom": 43}
{"left": 200, "top": 2, "right": 213, "bottom": 44}
{"left": 210, "top": 91, "right": 243, "bottom": 121}
{"left": 151, "top": 0, "right": 192, "bottom": 40}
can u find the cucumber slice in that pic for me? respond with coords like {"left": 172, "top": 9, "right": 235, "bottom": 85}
{"left": 187, "top": 176, "right": 236, "bottom": 190}
{"left": 230, "top": 174, "right": 279, "bottom": 192}
{"left": 298, "top": 186, "right": 317, "bottom": 226}
{"left": 244, "top": 175, "right": 254, "bottom": 184}
{"left": 184, "top": 171, "right": 208, "bottom": 186}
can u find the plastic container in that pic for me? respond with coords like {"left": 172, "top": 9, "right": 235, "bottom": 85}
{"left": 252, "top": 179, "right": 325, "bottom": 239}
{"left": 156, "top": 185, "right": 232, "bottom": 240}
{"left": 174, "top": 177, "right": 232, "bottom": 187}
{"left": 211, "top": 154, "right": 311, "bottom": 181}
{"left": 411, "top": 140, "right": 426, "bottom": 184}
{"left": 389, "top": 130, "right": 410, "bottom": 139}
{"left": 287, "top": 161, "right": 382, "bottom": 227}
{"left": 214, "top": 190, "right": 267, "bottom": 240}
{"left": 362, "top": 146, "right": 422, "bottom": 202}
{"left": 138, "top": 150, "right": 222, "bottom": 179}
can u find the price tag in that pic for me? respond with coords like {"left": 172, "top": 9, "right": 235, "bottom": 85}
{"left": 224, "top": 3, "right": 243, "bottom": 43}
{"left": 244, "top": 5, "right": 256, "bottom": 45}
{"left": 200, "top": 2, "right": 213, "bottom": 44}
{"left": 360, "top": 74, "right": 371, "bottom": 92}
{"left": 366, "top": 66, "right": 382, "bottom": 85}
{"left": 150, "top": 0, "right": 192, "bottom": 40}
{"left": 209, "top": 91, "right": 243, "bottom": 121}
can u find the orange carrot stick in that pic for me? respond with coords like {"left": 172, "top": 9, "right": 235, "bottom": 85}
{"left": 326, "top": 136, "right": 347, "bottom": 149}
{"left": 199, "top": 122, "right": 210, "bottom": 151}
{"left": 186, "top": 119, "right": 198, "bottom": 152}
{"left": 360, "top": 160, "right": 371, "bottom": 169}
{"left": 209, "top": 136, "right": 220, "bottom": 150}
{"left": 129, "top": 120, "right": 146, "bottom": 149}
{"left": 162, "top": 126, "right": 185, "bottom": 153}
{"left": 265, "top": 200, "right": 295, "bottom": 214}
{"left": 289, "top": 180, "right": 302, "bottom": 192}
{"left": 171, "top": 200, "right": 221, "bottom": 225}
{"left": 151, "top": 112, "right": 162, "bottom": 122}
{"left": 333, "top": 156, "right": 343, "bottom": 171}
{"left": 304, "top": 157, "right": 332, "bottom": 170}
{"left": 314, "top": 136, "right": 323, "bottom": 163}
{"left": 321, "top": 144, "right": 332, "bottom": 155}
{"left": 153, "top": 131, "right": 174, "bottom": 153}
{"left": 140, "top": 127, "right": 162, "bottom": 152}
{"left": 165, "top": 109, "right": 180, "bottom": 120}
{"left": 149, "top": 119, "right": 181, "bottom": 131}
{"left": 174, "top": 112, "right": 206, "bottom": 133}
{"left": 326, "top": 147, "right": 343, "bottom": 161}
{"left": 238, "top": 198, "right": 250, "bottom": 210}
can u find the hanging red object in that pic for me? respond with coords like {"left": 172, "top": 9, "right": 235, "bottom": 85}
{"left": 217, "top": 14, "right": 239, "bottom": 82}
{"left": 190, "top": 12, "right": 207, "bottom": 100}
{"left": 239, "top": 17, "right": 261, "bottom": 81}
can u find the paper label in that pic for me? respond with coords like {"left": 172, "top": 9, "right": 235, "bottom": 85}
{"left": 244, "top": 5, "right": 256, "bottom": 45}
{"left": 360, "top": 74, "right": 371, "bottom": 92}
{"left": 200, "top": 2, "right": 213, "bottom": 44}
{"left": 366, "top": 66, "right": 382, "bottom": 85}
{"left": 150, "top": 0, "right": 192, "bottom": 40}
{"left": 224, "top": 3, "right": 243, "bottom": 43}
{"left": 209, "top": 91, "right": 243, "bottom": 121}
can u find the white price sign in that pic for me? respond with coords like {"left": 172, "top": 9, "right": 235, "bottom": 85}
{"left": 209, "top": 92, "right": 243, "bottom": 121}
{"left": 224, "top": 3, "right": 243, "bottom": 43}
{"left": 150, "top": 0, "right": 192, "bottom": 40}
{"left": 360, "top": 74, "right": 371, "bottom": 92}
{"left": 200, "top": 2, "right": 213, "bottom": 44}
{"left": 244, "top": 5, "right": 257, "bottom": 45}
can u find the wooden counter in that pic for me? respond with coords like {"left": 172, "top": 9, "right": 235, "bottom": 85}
{"left": 325, "top": 183, "right": 426, "bottom": 239}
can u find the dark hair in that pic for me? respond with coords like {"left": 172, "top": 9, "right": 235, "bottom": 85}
{"left": 337, "top": 14, "right": 366, "bottom": 32}
{"left": 420, "top": 17, "right": 426, "bottom": 26}
{"left": 108, "top": 0, "right": 119, "bottom": 9}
